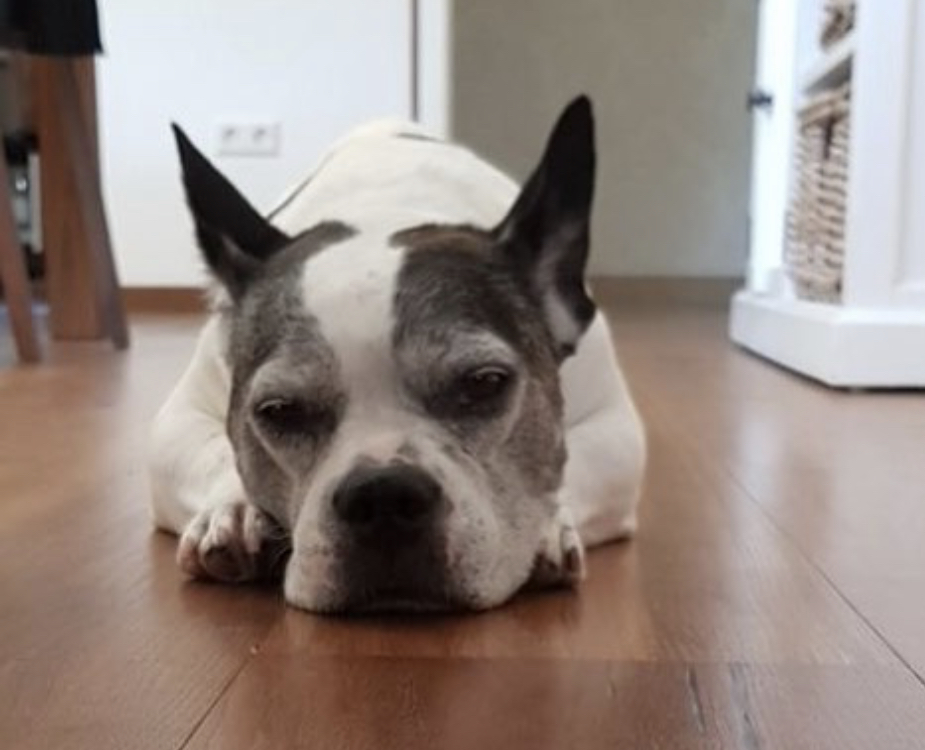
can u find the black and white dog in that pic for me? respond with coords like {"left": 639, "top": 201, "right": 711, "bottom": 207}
{"left": 149, "top": 97, "right": 645, "bottom": 613}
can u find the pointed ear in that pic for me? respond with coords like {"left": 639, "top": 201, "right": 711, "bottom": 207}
{"left": 494, "top": 96, "right": 597, "bottom": 358}
{"left": 172, "top": 124, "right": 290, "bottom": 299}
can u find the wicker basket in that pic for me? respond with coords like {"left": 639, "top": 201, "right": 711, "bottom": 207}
{"left": 821, "top": 0, "right": 856, "bottom": 48}
{"left": 785, "top": 83, "right": 851, "bottom": 303}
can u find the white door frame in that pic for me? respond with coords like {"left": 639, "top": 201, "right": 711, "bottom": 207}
{"left": 747, "top": 0, "right": 799, "bottom": 294}
{"left": 412, "top": 0, "right": 451, "bottom": 137}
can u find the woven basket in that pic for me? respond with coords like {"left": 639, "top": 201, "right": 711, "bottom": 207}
{"left": 821, "top": 0, "right": 856, "bottom": 48}
{"left": 785, "top": 83, "right": 851, "bottom": 303}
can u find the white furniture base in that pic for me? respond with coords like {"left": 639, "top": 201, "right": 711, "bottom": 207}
{"left": 730, "top": 290, "right": 925, "bottom": 388}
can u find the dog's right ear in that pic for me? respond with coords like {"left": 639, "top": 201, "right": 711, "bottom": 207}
{"left": 172, "top": 124, "right": 290, "bottom": 299}
{"left": 492, "top": 97, "right": 597, "bottom": 359}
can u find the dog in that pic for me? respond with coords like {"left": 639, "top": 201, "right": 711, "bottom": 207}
{"left": 149, "top": 96, "right": 645, "bottom": 613}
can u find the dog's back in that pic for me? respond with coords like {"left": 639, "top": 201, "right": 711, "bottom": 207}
{"left": 269, "top": 120, "right": 517, "bottom": 237}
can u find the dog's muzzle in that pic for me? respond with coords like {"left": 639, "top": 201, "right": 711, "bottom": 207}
{"left": 331, "top": 463, "right": 456, "bottom": 612}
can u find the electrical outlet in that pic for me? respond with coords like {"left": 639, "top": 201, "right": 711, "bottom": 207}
{"left": 216, "top": 122, "right": 281, "bottom": 157}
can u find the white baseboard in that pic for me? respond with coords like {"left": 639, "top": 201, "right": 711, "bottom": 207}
{"left": 729, "top": 290, "right": 925, "bottom": 388}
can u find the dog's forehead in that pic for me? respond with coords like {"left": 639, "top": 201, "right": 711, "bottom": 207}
{"left": 226, "top": 222, "right": 354, "bottom": 377}
{"left": 299, "top": 231, "right": 402, "bottom": 359}
{"left": 299, "top": 225, "right": 501, "bottom": 350}
{"left": 391, "top": 227, "right": 552, "bottom": 362}
{"left": 292, "top": 223, "right": 558, "bottom": 380}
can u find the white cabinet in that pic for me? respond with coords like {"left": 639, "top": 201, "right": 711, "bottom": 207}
{"left": 731, "top": 0, "right": 925, "bottom": 387}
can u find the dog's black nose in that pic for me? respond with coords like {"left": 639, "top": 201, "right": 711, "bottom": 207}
{"left": 332, "top": 465, "right": 444, "bottom": 533}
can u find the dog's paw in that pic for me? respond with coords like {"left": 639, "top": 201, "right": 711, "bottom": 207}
{"left": 528, "top": 506, "right": 587, "bottom": 590}
{"left": 177, "top": 501, "right": 289, "bottom": 583}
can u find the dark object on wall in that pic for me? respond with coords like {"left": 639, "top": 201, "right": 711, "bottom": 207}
{"left": 0, "top": 0, "right": 102, "bottom": 56}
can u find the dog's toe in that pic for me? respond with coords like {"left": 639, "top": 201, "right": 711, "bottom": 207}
{"left": 559, "top": 522, "right": 587, "bottom": 584}
{"left": 527, "top": 506, "right": 587, "bottom": 590}
{"left": 201, "top": 543, "right": 251, "bottom": 582}
{"left": 177, "top": 501, "right": 286, "bottom": 584}
{"left": 177, "top": 514, "right": 210, "bottom": 578}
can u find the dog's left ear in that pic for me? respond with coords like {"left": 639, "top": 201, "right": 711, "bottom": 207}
{"left": 494, "top": 96, "right": 597, "bottom": 358}
{"left": 172, "top": 124, "right": 291, "bottom": 300}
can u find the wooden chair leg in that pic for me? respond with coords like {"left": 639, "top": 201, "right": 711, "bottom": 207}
{"left": 33, "top": 56, "right": 129, "bottom": 349}
{"left": 33, "top": 57, "right": 102, "bottom": 341}
{"left": 55, "top": 61, "right": 129, "bottom": 350}
{"left": 0, "top": 155, "right": 40, "bottom": 364}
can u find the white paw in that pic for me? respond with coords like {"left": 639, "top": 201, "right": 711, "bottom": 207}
{"left": 529, "top": 506, "right": 587, "bottom": 589}
{"left": 177, "top": 501, "right": 288, "bottom": 583}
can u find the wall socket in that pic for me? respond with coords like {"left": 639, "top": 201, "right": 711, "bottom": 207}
{"left": 216, "top": 122, "right": 281, "bottom": 157}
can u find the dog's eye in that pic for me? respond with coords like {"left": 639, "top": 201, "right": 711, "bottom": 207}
{"left": 454, "top": 366, "right": 513, "bottom": 407}
{"left": 254, "top": 398, "right": 318, "bottom": 437}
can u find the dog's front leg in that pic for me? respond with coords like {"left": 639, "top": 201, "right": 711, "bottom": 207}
{"left": 561, "top": 404, "right": 645, "bottom": 548}
{"left": 149, "top": 320, "right": 288, "bottom": 582}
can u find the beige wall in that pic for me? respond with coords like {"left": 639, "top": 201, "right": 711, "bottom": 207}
{"left": 450, "top": 0, "right": 757, "bottom": 277}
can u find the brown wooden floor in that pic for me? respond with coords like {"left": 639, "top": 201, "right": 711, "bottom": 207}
{"left": 3, "top": 300, "right": 925, "bottom": 749}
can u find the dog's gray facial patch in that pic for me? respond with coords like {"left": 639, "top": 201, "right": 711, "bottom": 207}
{"left": 212, "top": 220, "right": 356, "bottom": 319}
{"left": 224, "top": 220, "right": 355, "bottom": 361}
{"left": 391, "top": 223, "right": 565, "bottom": 497}
{"left": 391, "top": 223, "right": 556, "bottom": 366}
{"left": 270, "top": 221, "right": 358, "bottom": 272}
{"left": 222, "top": 220, "right": 356, "bottom": 526}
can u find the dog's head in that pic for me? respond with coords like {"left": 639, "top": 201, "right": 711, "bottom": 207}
{"left": 173, "top": 97, "right": 597, "bottom": 612}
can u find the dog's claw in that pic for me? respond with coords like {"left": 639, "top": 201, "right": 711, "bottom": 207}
{"left": 528, "top": 506, "right": 587, "bottom": 589}
{"left": 177, "top": 501, "right": 288, "bottom": 583}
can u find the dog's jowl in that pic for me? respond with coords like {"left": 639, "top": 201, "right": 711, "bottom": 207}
{"left": 150, "top": 97, "right": 646, "bottom": 613}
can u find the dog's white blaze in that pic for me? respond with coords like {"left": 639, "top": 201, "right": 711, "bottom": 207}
{"left": 300, "top": 231, "right": 406, "bottom": 434}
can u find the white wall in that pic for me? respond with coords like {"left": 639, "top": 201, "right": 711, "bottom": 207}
{"left": 97, "top": 0, "right": 412, "bottom": 287}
